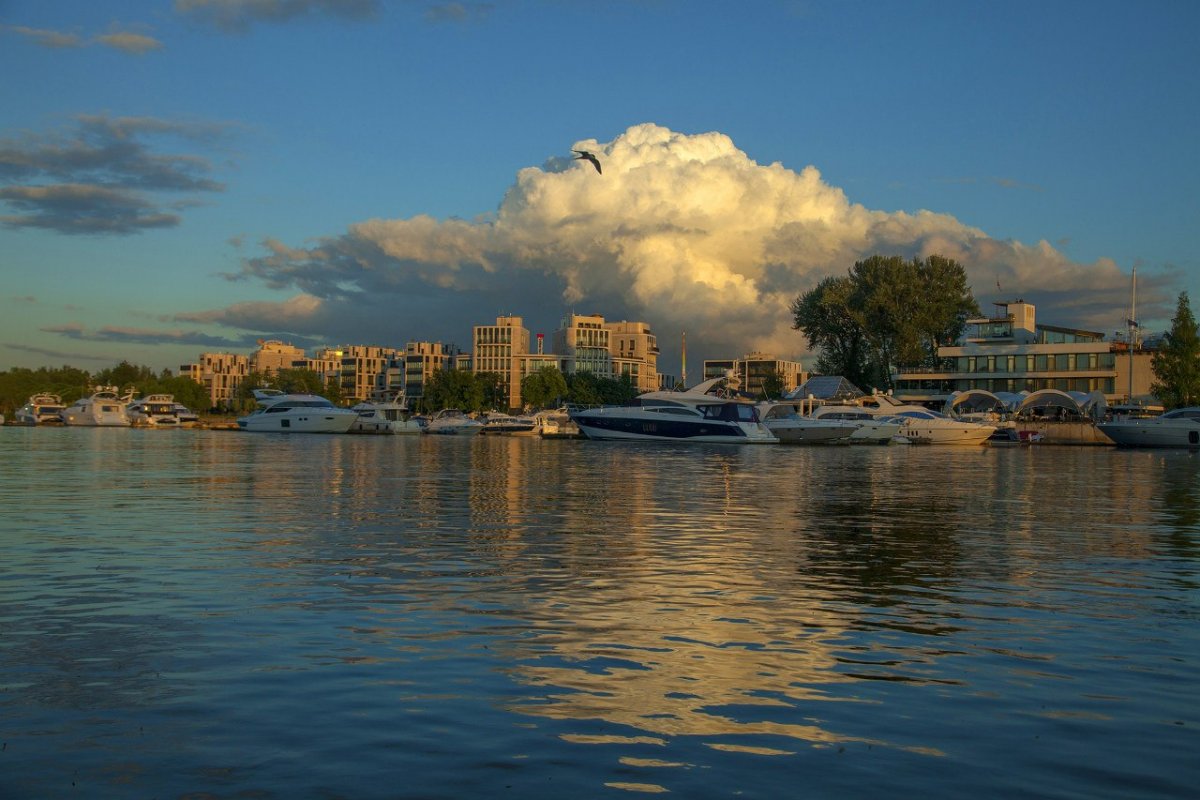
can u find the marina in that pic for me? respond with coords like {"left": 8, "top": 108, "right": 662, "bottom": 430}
{"left": 1, "top": 428, "right": 1196, "bottom": 799}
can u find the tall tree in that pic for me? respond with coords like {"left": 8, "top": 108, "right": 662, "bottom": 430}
{"left": 521, "top": 366, "right": 568, "bottom": 409}
{"left": 1150, "top": 291, "right": 1200, "bottom": 409}
{"left": 791, "top": 254, "right": 978, "bottom": 389}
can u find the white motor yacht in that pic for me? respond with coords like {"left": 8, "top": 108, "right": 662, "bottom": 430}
{"left": 1097, "top": 407, "right": 1200, "bottom": 448}
{"left": 237, "top": 389, "right": 358, "bottom": 433}
{"left": 807, "top": 405, "right": 903, "bottom": 444}
{"left": 569, "top": 378, "right": 778, "bottom": 444}
{"left": 60, "top": 387, "right": 130, "bottom": 427}
{"left": 15, "top": 393, "right": 65, "bottom": 425}
{"left": 480, "top": 412, "right": 539, "bottom": 436}
{"left": 757, "top": 401, "right": 857, "bottom": 444}
{"left": 423, "top": 409, "right": 485, "bottom": 436}
{"left": 127, "top": 394, "right": 182, "bottom": 427}
{"left": 350, "top": 396, "right": 424, "bottom": 434}
{"left": 862, "top": 395, "right": 994, "bottom": 445}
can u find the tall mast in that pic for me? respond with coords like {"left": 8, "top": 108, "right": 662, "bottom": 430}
{"left": 1128, "top": 266, "right": 1138, "bottom": 403}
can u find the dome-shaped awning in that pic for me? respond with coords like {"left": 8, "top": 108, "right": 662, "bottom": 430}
{"left": 1015, "top": 389, "right": 1106, "bottom": 419}
{"left": 943, "top": 389, "right": 1021, "bottom": 416}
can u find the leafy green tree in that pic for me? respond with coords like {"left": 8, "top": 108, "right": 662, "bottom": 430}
{"left": 0, "top": 365, "right": 92, "bottom": 415}
{"left": 566, "top": 371, "right": 603, "bottom": 406}
{"left": 1150, "top": 291, "right": 1200, "bottom": 409}
{"left": 791, "top": 254, "right": 978, "bottom": 390}
{"left": 598, "top": 373, "right": 639, "bottom": 404}
{"left": 422, "top": 367, "right": 485, "bottom": 412}
{"left": 476, "top": 372, "right": 507, "bottom": 411}
{"left": 521, "top": 366, "right": 569, "bottom": 409}
{"left": 94, "top": 361, "right": 157, "bottom": 393}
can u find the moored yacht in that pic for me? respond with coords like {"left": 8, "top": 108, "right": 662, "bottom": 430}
{"left": 756, "top": 401, "right": 857, "bottom": 444}
{"left": 60, "top": 387, "right": 130, "bottom": 427}
{"left": 423, "top": 409, "right": 485, "bottom": 436}
{"left": 569, "top": 378, "right": 777, "bottom": 444}
{"left": 862, "top": 395, "right": 994, "bottom": 445}
{"left": 1097, "top": 406, "right": 1200, "bottom": 448}
{"left": 127, "top": 394, "right": 183, "bottom": 427}
{"left": 480, "top": 412, "right": 539, "bottom": 436}
{"left": 350, "top": 395, "right": 424, "bottom": 434}
{"left": 807, "top": 405, "right": 903, "bottom": 444}
{"left": 237, "top": 389, "right": 358, "bottom": 433}
{"left": 15, "top": 393, "right": 65, "bottom": 425}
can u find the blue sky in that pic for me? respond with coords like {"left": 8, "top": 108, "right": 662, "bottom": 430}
{"left": 2, "top": 0, "right": 1197, "bottom": 377}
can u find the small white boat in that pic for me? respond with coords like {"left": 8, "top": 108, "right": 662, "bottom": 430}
{"left": 127, "top": 394, "right": 183, "bottom": 427}
{"left": 860, "top": 395, "right": 995, "bottom": 446}
{"left": 480, "top": 412, "right": 539, "bottom": 436}
{"left": 60, "top": 387, "right": 130, "bottom": 427}
{"left": 757, "top": 401, "right": 857, "bottom": 444}
{"left": 350, "top": 396, "right": 424, "bottom": 434}
{"left": 237, "top": 389, "right": 358, "bottom": 433}
{"left": 15, "top": 393, "right": 65, "bottom": 425}
{"left": 535, "top": 408, "right": 582, "bottom": 439}
{"left": 1097, "top": 406, "right": 1200, "bottom": 448}
{"left": 570, "top": 378, "right": 778, "bottom": 444}
{"left": 423, "top": 409, "right": 485, "bottom": 436}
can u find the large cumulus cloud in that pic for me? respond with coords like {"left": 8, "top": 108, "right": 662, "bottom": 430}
{"left": 220, "top": 123, "right": 1169, "bottom": 367}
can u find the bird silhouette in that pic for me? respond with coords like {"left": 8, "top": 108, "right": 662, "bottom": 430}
{"left": 573, "top": 149, "right": 602, "bottom": 174}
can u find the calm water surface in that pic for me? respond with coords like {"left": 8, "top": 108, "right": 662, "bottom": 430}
{"left": 1, "top": 428, "right": 1197, "bottom": 798}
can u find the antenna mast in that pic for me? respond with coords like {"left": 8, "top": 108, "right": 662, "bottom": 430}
{"left": 1127, "top": 266, "right": 1138, "bottom": 403}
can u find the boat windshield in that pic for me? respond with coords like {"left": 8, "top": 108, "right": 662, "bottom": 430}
{"left": 699, "top": 403, "right": 760, "bottom": 422}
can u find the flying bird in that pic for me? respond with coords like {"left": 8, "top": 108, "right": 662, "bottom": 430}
{"left": 573, "top": 149, "right": 602, "bottom": 174}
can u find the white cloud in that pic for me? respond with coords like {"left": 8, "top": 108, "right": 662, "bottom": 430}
{"left": 224, "top": 123, "right": 1171, "bottom": 366}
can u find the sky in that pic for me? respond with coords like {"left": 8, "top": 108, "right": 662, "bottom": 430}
{"left": 2, "top": 0, "right": 1198, "bottom": 380}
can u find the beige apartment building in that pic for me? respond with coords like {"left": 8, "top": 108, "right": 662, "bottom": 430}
{"left": 473, "top": 315, "right": 532, "bottom": 411}
{"left": 339, "top": 345, "right": 404, "bottom": 402}
{"left": 404, "top": 341, "right": 461, "bottom": 403}
{"left": 702, "top": 352, "right": 806, "bottom": 397}
{"left": 249, "top": 339, "right": 306, "bottom": 376}
{"left": 180, "top": 352, "right": 250, "bottom": 410}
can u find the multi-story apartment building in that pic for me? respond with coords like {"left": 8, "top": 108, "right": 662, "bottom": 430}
{"left": 339, "top": 344, "right": 404, "bottom": 402}
{"left": 606, "top": 320, "right": 660, "bottom": 393}
{"left": 180, "top": 352, "right": 250, "bottom": 410}
{"left": 473, "top": 315, "right": 531, "bottom": 411}
{"left": 295, "top": 347, "right": 343, "bottom": 386}
{"left": 250, "top": 339, "right": 307, "bottom": 376}
{"left": 892, "top": 300, "right": 1157, "bottom": 404}
{"left": 702, "top": 352, "right": 806, "bottom": 397}
{"left": 404, "top": 341, "right": 461, "bottom": 402}
{"left": 555, "top": 314, "right": 611, "bottom": 378}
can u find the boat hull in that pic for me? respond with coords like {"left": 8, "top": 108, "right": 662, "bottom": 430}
{"left": 764, "top": 420, "right": 856, "bottom": 444}
{"left": 571, "top": 409, "right": 777, "bottom": 444}
{"left": 237, "top": 411, "right": 357, "bottom": 433}
{"left": 1096, "top": 422, "right": 1200, "bottom": 448}
{"left": 896, "top": 425, "right": 995, "bottom": 445}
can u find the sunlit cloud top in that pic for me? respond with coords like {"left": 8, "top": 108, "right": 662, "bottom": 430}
{"left": 215, "top": 123, "right": 1167, "bottom": 362}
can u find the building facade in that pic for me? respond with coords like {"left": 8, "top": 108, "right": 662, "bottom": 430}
{"left": 892, "top": 300, "right": 1157, "bottom": 404}
{"left": 339, "top": 345, "right": 404, "bottom": 402}
{"left": 404, "top": 341, "right": 461, "bottom": 402}
{"left": 472, "top": 315, "right": 531, "bottom": 411}
{"left": 249, "top": 340, "right": 307, "bottom": 376}
{"left": 180, "top": 352, "right": 250, "bottom": 410}
{"left": 702, "top": 352, "right": 806, "bottom": 397}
